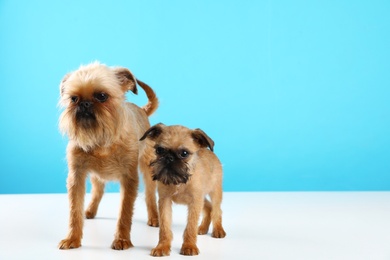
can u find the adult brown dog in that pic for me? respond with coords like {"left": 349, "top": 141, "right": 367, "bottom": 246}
{"left": 58, "top": 62, "right": 158, "bottom": 250}
{"left": 140, "top": 123, "right": 226, "bottom": 256}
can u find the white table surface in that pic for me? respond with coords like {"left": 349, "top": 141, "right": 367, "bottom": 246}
{"left": 0, "top": 192, "right": 389, "bottom": 260}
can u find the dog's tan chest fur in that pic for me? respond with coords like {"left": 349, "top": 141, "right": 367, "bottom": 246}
{"left": 67, "top": 141, "right": 138, "bottom": 181}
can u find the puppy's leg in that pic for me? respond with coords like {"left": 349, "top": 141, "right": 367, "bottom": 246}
{"left": 151, "top": 196, "right": 172, "bottom": 257}
{"left": 209, "top": 185, "right": 226, "bottom": 238}
{"left": 111, "top": 172, "right": 138, "bottom": 250}
{"left": 85, "top": 175, "right": 105, "bottom": 219}
{"left": 142, "top": 168, "right": 159, "bottom": 227}
{"left": 180, "top": 196, "right": 203, "bottom": 256}
{"left": 198, "top": 198, "right": 212, "bottom": 235}
{"left": 58, "top": 170, "right": 87, "bottom": 249}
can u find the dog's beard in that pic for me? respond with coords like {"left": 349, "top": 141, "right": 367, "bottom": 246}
{"left": 150, "top": 157, "right": 191, "bottom": 185}
{"left": 59, "top": 105, "right": 124, "bottom": 152}
{"left": 76, "top": 110, "right": 97, "bottom": 129}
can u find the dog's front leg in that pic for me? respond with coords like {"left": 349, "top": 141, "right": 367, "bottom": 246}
{"left": 58, "top": 170, "right": 87, "bottom": 249}
{"left": 180, "top": 196, "right": 203, "bottom": 256}
{"left": 151, "top": 196, "right": 172, "bottom": 256}
{"left": 111, "top": 173, "right": 138, "bottom": 250}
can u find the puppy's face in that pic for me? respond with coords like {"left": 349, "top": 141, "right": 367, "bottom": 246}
{"left": 140, "top": 124, "right": 214, "bottom": 185}
{"left": 59, "top": 62, "right": 138, "bottom": 151}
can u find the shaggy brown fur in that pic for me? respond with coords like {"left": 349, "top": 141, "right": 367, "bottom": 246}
{"left": 140, "top": 124, "right": 226, "bottom": 256}
{"left": 58, "top": 62, "right": 158, "bottom": 250}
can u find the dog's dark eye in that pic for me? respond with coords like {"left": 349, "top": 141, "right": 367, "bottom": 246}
{"left": 179, "top": 149, "right": 190, "bottom": 159}
{"left": 156, "top": 146, "right": 166, "bottom": 155}
{"left": 94, "top": 92, "right": 108, "bottom": 103}
{"left": 71, "top": 96, "right": 79, "bottom": 103}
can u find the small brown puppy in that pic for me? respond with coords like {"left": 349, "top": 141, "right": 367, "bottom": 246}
{"left": 58, "top": 62, "right": 158, "bottom": 250}
{"left": 140, "top": 123, "right": 226, "bottom": 256}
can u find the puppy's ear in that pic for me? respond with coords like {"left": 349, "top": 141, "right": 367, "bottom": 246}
{"left": 60, "top": 73, "right": 71, "bottom": 96}
{"left": 140, "top": 123, "right": 165, "bottom": 141}
{"left": 191, "top": 129, "right": 215, "bottom": 152}
{"left": 113, "top": 67, "right": 138, "bottom": 94}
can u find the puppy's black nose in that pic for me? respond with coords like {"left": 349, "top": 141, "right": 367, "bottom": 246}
{"left": 166, "top": 154, "right": 174, "bottom": 162}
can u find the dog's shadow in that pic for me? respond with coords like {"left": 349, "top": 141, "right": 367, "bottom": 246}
{"left": 86, "top": 216, "right": 116, "bottom": 221}
{"left": 87, "top": 216, "right": 187, "bottom": 231}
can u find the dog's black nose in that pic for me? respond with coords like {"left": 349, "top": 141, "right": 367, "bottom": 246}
{"left": 80, "top": 101, "right": 93, "bottom": 108}
{"left": 166, "top": 154, "right": 174, "bottom": 162}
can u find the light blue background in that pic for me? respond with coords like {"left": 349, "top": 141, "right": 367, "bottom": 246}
{"left": 0, "top": 1, "right": 389, "bottom": 194}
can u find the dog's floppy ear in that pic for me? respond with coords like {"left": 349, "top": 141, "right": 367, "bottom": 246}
{"left": 191, "top": 129, "right": 215, "bottom": 152}
{"left": 113, "top": 67, "right": 138, "bottom": 94}
{"left": 59, "top": 73, "right": 72, "bottom": 96}
{"left": 140, "top": 123, "right": 165, "bottom": 141}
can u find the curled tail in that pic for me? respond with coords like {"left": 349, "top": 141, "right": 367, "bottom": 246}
{"left": 136, "top": 79, "right": 159, "bottom": 116}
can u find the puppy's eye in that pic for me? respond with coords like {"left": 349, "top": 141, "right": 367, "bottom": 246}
{"left": 71, "top": 96, "right": 79, "bottom": 103}
{"left": 156, "top": 146, "right": 166, "bottom": 155}
{"left": 94, "top": 92, "right": 108, "bottom": 103}
{"left": 179, "top": 150, "right": 190, "bottom": 159}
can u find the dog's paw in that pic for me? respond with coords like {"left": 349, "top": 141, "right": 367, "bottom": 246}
{"left": 147, "top": 217, "right": 159, "bottom": 227}
{"left": 212, "top": 228, "right": 226, "bottom": 238}
{"left": 85, "top": 209, "right": 97, "bottom": 219}
{"left": 111, "top": 238, "right": 133, "bottom": 250}
{"left": 198, "top": 225, "right": 209, "bottom": 235}
{"left": 151, "top": 245, "right": 171, "bottom": 257}
{"left": 58, "top": 238, "right": 81, "bottom": 249}
{"left": 180, "top": 243, "right": 199, "bottom": 256}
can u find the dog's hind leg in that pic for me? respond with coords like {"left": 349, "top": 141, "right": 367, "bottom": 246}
{"left": 209, "top": 185, "right": 226, "bottom": 238}
{"left": 85, "top": 175, "right": 105, "bottom": 219}
{"left": 198, "top": 198, "right": 212, "bottom": 235}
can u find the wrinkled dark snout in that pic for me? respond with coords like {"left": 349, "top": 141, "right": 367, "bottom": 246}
{"left": 77, "top": 100, "right": 94, "bottom": 115}
{"left": 76, "top": 100, "right": 96, "bottom": 126}
{"left": 150, "top": 152, "right": 191, "bottom": 185}
{"left": 165, "top": 153, "right": 175, "bottom": 163}
{"left": 80, "top": 101, "right": 93, "bottom": 110}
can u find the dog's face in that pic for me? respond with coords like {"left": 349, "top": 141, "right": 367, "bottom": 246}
{"left": 140, "top": 124, "right": 214, "bottom": 185}
{"left": 59, "top": 62, "right": 138, "bottom": 151}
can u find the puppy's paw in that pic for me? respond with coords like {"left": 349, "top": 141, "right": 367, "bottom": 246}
{"left": 147, "top": 217, "right": 159, "bottom": 227}
{"left": 212, "top": 228, "right": 226, "bottom": 238}
{"left": 151, "top": 245, "right": 171, "bottom": 257}
{"left": 58, "top": 238, "right": 81, "bottom": 249}
{"left": 198, "top": 225, "right": 209, "bottom": 235}
{"left": 180, "top": 243, "right": 199, "bottom": 256}
{"left": 85, "top": 209, "right": 97, "bottom": 219}
{"left": 111, "top": 238, "right": 133, "bottom": 250}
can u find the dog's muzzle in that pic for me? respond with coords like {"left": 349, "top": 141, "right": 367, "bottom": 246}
{"left": 76, "top": 101, "right": 96, "bottom": 122}
{"left": 150, "top": 154, "right": 191, "bottom": 185}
